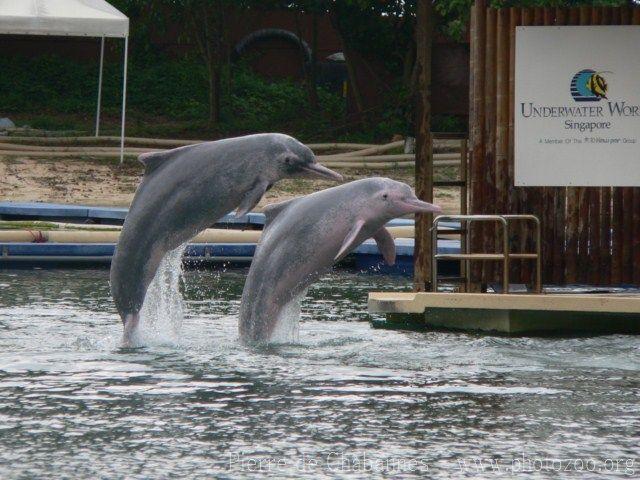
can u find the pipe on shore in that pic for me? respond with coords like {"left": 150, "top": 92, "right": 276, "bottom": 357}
{"left": 321, "top": 140, "right": 405, "bottom": 158}
{"left": 0, "top": 225, "right": 418, "bottom": 245}
{"left": 1, "top": 136, "right": 378, "bottom": 152}
{"left": 0, "top": 228, "right": 264, "bottom": 244}
{"left": 0, "top": 136, "right": 203, "bottom": 147}
{"left": 318, "top": 153, "right": 460, "bottom": 163}
{"left": 324, "top": 160, "right": 459, "bottom": 169}
{"left": 306, "top": 143, "right": 378, "bottom": 150}
{"left": 0, "top": 143, "right": 164, "bottom": 154}
{"left": 0, "top": 151, "right": 143, "bottom": 159}
{"left": 0, "top": 150, "right": 460, "bottom": 168}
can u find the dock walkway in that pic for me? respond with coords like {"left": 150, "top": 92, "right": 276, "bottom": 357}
{"left": 369, "top": 292, "right": 640, "bottom": 334}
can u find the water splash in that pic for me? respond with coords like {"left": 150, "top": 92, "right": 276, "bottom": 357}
{"left": 269, "top": 289, "right": 307, "bottom": 343}
{"left": 138, "top": 244, "right": 186, "bottom": 345}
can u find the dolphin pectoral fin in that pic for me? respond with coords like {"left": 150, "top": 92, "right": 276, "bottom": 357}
{"left": 335, "top": 219, "right": 366, "bottom": 261}
{"left": 372, "top": 227, "right": 396, "bottom": 265}
{"left": 236, "top": 180, "right": 269, "bottom": 218}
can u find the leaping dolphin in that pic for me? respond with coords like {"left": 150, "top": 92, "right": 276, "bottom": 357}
{"left": 238, "top": 177, "right": 442, "bottom": 343}
{"left": 110, "top": 133, "right": 342, "bottom": 345}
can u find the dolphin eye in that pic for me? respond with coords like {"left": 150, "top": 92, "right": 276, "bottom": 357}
{"left": 382, "top": 193, "right": 388, "bottom": 200}
{"left": 284, "top": 155, "right": 297, "bottom": 166}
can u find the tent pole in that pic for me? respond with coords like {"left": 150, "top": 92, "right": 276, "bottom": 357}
{"left": 95, "top": 36, "right": 105, "bottom": 137}
{"left": 120, "top": 36, "right": 128, "bottom": 164}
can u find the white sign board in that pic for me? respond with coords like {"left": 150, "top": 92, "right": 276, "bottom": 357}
{"left": 515, "top": 26, "right": 640, "bottom": 186}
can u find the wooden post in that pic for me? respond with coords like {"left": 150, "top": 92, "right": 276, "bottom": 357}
{"left": 507, "top": 8, "right": 521, "bottom": 282}
{"left": 460, "top": 138, "right": 469, "bottom": 291}
{"left": 612, "top": 5, "right": 630, "bottom": 284}
{"left": 470, "top": 0, "right": 487, "bottom": 291}
{"left": 527, "top": 7, "right": 545, "bottom": 287}
{"left": 589, "top": 6, "right": 602, "bottom": 286}
{"left": 495, "top": 8, "right": 509, "bottom": 288}
{"left": 575, "top": 6, "right": 591, "bottom": 283}
{"left": 465, "top": 5, "right": 476, "bottom": 293}
{"left": 541, "top": 7, "right": 556, "bottom": 286}
{"left": 518, "top": 7, "right": 533, "bottom": 285}
{"left": 633, "top": 7, "right": 640, "bottom": 285}
{"left": 600, "top": 6, "right": 613, "bottom": 286}
{"left": 483, "top": 8, "right": 497, "bottom": 284}
{"left": 614, "top": 6, "right": 634, "bottom": 283}
{"left": 552, "top": 6, "right": 568, "bottom": 285}
{"left": 564, "top": 7, "right": 580, "bottom": 284}
{"left": 413, "top": 0, "right": 435, "bottom": 292}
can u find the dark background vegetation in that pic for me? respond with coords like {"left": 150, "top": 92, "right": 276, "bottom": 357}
{"left": 0, "top": 0, "right": 631, "bottom": 142}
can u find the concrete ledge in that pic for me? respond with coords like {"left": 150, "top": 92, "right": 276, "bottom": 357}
{"left": 369, "top": 292, "right": 640, "bottom": 314}
{"left": 369, "top": 292, "right": 640, "bottom": 335}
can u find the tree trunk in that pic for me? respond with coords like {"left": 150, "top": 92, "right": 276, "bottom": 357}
{"left": 329, "top": 11, "right": 364, "bottom": 121}
{"left": 342, "top": 45, "right": 365, "bottom": 120}
{"left": 413, "top": 0, "right": 435, "bottom": 292}
{"left": 294, "top": 10, "right": 319, "bottom": 109}
{"left": 402, "top": 41, "right": 416, "bottom": 92}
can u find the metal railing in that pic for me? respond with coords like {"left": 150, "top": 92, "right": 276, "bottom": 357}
{"left": 431, "top": 214, "right": 541, "bottom": 294}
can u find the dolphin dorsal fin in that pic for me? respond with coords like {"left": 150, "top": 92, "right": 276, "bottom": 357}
{"left": 263, "top": 198, "right": 298, "bottom": 226}
{"left": 138, "top": 151, "right": 169, "bottom": 175}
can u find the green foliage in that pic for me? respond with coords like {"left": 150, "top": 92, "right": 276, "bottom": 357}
{"left": 433, "top": 114, "right": 466, "bottom": 132}
{"left": 330, "top": 1, "right": 416, "bottom": 75}
{"left": 0, "top": 54, "right": 207, "bottom": 118}
{"left": 223, "top": 63, "right": 345, "bottom": 136}
{"left": 0, "top": 54, "right": 346, "bottom": 139}
{"left": 435, "top": 0, "right": 473, "bottom": 39}
{"left": 11, "top": 1, "right": 613, "bottom": 142}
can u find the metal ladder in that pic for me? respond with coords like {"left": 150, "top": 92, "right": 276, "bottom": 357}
{"left": 431, "top": 214, "right": 542, "bottom": 294}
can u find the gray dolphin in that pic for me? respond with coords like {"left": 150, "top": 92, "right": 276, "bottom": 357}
{"left": 110, "top": 133, "right": 342, "bottom": 344}
{"left": 238, "top": 177, "right": 442, "bottom": 343}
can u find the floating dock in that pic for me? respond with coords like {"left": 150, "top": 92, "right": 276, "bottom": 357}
{"left": 369, "top": 292, "right": 640, "bottom": 335}
{"left": 0, "top": 201, "right": 462, "bottom": 275}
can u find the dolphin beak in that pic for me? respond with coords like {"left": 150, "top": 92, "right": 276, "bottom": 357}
{"left": 401, "top": 198, "right": 443, "bottom": 214}
{"left": 301, "top": 162, "right": 343, "bottom": 182}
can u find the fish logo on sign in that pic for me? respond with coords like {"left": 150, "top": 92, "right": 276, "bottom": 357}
{"left": 570, "top": 69, "right": 609, "bottom": 102}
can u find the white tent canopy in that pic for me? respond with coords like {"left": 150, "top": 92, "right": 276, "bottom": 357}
{"left": 0, "top": 0, "right": 130, "bottom": 161}
{"left": 0, "top": 0, "right": 128, "bottom": 37}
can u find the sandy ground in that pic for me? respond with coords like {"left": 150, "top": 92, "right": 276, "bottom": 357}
{"left": 0, "top": 155, "right": 461, "bottom": 214}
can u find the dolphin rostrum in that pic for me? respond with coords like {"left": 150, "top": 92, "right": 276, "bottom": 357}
{"left": 238, "top": 177, "right": 442, "bottom": 343}
{"left": 110, "top": 133, "right": 342, "bottom": 344}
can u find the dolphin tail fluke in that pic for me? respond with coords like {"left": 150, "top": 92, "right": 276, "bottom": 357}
{"left": 121, "top": 312, "right": 141, "bottom": 347}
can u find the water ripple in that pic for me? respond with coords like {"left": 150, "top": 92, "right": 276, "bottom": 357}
{"left": 0, "top": 268, "right": 638, "bottom": 479}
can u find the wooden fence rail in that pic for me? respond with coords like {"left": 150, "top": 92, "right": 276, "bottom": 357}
{"left": 468, "top": 2, "right": 640, "bottom": 287}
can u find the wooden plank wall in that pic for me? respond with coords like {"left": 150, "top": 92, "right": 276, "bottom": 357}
{"left": 468, "top": 3, "right": 640, "bottom": 286}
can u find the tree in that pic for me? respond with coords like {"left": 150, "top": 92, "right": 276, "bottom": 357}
{"left": 284, "top": 0, "right": 418, "bottom": 122}
{"left": 291, "top": 1, "right": 321, "bottom": 109}
{"left": 120, "top": 0, "right": 271, "bottom": 126}
{"left": 185, "top": 1, "right": 228, "bottom": 125}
